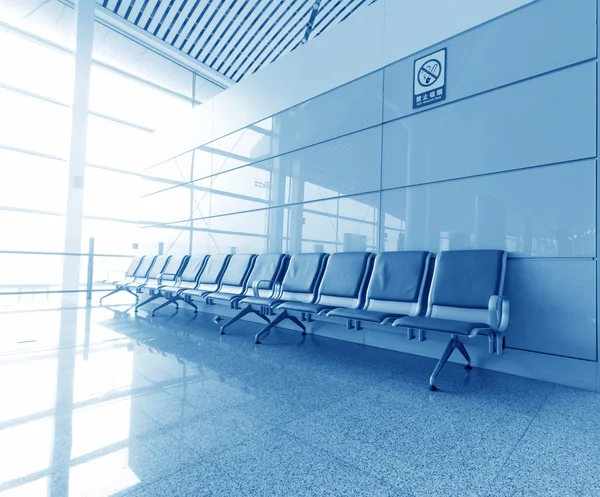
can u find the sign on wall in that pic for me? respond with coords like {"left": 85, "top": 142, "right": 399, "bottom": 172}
{"left": 413, "top": 48, "right": 447, "bottom": 109}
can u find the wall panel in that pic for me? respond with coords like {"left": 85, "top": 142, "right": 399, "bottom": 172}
{"left": 380, "top": 160, "right": 596, "bottom": 257}
{"left": 383, "top": 0, "right": 596, "bottom": 122}
{"left": 382, "top": 62, "right": 597, "bottom": 190}
{"left": 505, "top": 259, "right": 597, "bottom": 360}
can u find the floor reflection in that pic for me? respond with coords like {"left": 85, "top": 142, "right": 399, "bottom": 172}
{"left": 1, "top": 304, "right": 600, "bottom": 496}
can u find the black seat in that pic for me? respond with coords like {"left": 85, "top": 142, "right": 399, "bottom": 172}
{"left": 327, "top": 251, "right": 431, "bottom": 328}
{"left": 217, "top": 254, "right": 289, "bottom": 334}
{"left": 151, "top": 254, "right": 209, "bottom": 316}
{"left": 393, "top": 250, "right": 510, "bottom": 391}
{"left": 180, "top": 254, "right": 231, "bottom": 302}
{"left": 98, "top": 255, "right": 144, "bottom": 303}
{"left": 98, "top": 255, "right": 143, "bottom": 285}
{"left": 126, "top": 254, "right": 170, "bottom": 300}
{"left": 204, "top": 254, "right": 257, "bottom": 306}
{"left": 247, "top": 252, "right": 328, "bottom": 343}
{"left": 101, "top": 255, "right": 157, "bottom": 304}
{"left": 135, "top": 255, "right": 189, "bottom": 312}
{"left": 277, "top": 252, "right": 374, "bottom": 320}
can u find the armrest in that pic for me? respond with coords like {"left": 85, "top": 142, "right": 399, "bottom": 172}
{"left": 158, "top": 272, "right": 179, "bottom": 284}
{"left": 488, "top": 295, "right": 510, "bottom": 332}
{"left": 252, "top": 279, "right": 282, "bottom": 298}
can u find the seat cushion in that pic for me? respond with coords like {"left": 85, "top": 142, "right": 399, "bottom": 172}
{"left": 181, "top": 288, "right": 211, "bottom": 298}
{"left": 277, "top": 302, "right": 332, "bottom": 314}
{"left": 327, "top": 308, "right": 405, "bottom": 323}
{"left": 206, "top": 292, "right": 243, "bottom": 303}
{"left": 159, "top": 285, "right": 180, "bottom": 294}
{"left": 239, "top": 296, "right": 281, "bottom": 307}
{"left": 394, "top": 316, "right": 489, "bottom": 335}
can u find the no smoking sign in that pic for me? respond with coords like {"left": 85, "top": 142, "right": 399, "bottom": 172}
{"left": 413, "top": 48, "right": 446, "bottom": 109}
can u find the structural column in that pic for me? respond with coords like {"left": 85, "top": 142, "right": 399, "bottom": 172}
{"left": 62, "top": 0, "right": 95, "bottom": 294}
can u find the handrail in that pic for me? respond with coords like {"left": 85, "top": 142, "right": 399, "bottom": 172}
{"left": 0, "top": 250, "right": 133, "bottom": 258}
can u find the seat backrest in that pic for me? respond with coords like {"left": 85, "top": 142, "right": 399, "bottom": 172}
{"left": 217, "top": 254, "right": 256, "bottom": 294}
{"left": 280, "top": 253, "right": 328, "bottom": 303}
{"left": 178, "top": 254, "right": 208, "bottom": 288}
{"left": 364, "top": 251, "right": 431, "bottom": 316}
{"left": 197, "top": 254, "right": 231, "bottom": 293}
{"left": 244, "top": 254, "right": 289, "bottom": 298}
{"left": 316, "top": 252, "right": 373, "bottom": 309}
{"left": 427, "top": 250, "right": 507, "bottom": 324}
{"left": 146, "top": 255, "right": 170, "bottom": 281}
{"left": 133, "top": 256, "right": 156, "bottom": 280}
{"left": 125, "top": 256, "right": 143, "bottom": 277}
{"left": 160, "top": 255, "right": 188, "bottom": 282}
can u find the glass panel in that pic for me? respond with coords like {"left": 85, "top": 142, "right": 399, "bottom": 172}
{"left": 141, "top": 186, "right": 191, "bottom": 225}
{"left": 142, "top": 151, "right": 193, "bottom": 192}
{"left": 89, "top": 64, "right": 192, "bottom": 130}
{"left": 139, "top": 226, "right": 190, "bottom": 255}
{"left": 380, "top": 160, "right": 596, "bottom": 257}
{"left": 81, "top": 219, "right": 140, "bottom": 256}
{"left": 0, "top": 0, "right": 75, "bottom": 48}
{"left": 0, "top": 149, "right": 67, "bottom": 213}
{"left": 0, "top": 87, "right": 70, "bottom": 158}
{"left": 0, "top": 211, "right": 65, "bottom": 252}
{"left": 93, "top": 22, "right": 193, "bottom": 98}
{"left": 0, "top": 28, "right": 74, "bottom": 103}
{"left": 194, "top": 75, "right": 224, "bottom": 102}
{"left": 86, "top": 115, "right": 151, "bottom": 169}
{"left": 83, "top": 168, "right": 142, "bottom": 221}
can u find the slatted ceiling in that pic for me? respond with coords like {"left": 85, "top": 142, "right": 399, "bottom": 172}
{"left": 96, "top": 0, "right": 379, "bottom": 83}
{"left": 193, "top": 1, "right": 238, "bottom": 60}
{"left": 161, "top": 0, "right": 190, "bottom": 41}
{"left": 232, "top": 0, "right": 307, "bottom": 79}
{"left": 255, "top": 3, "right": 309, "bottom": 70}
{"left": 221, "top": 0, "right": 288, "bottom": 77}
{"left": 315, "top": 0, "right": 364, "bottom": 38}
{"left": 201, "top": 0, "right": 250, "bottom": 64}
{"left": 204, "top": 0, "right": 254, "bottom": 67}
{"left": 182, "top": 0, "right": 213, "bottom": 52}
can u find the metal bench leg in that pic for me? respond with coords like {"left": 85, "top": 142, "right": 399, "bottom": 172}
{"left": 150, "top": 295, "right": 180, "bottom": 316}
{"left": 182, "top": 296, "right": 197, "bottom": 312}
{"left": 429, "top": 335, "right": 458, "bottom": 392}
{"left": 455, "top": 339, "right": 472, "bottom": 370}
{"left": 288, "top": 315, "right": 307, "bottom": 335}
{"left": 255, "top": 312, "right": 288, "bottom": 344}
{"left": 135, "top": 292, "right": 162, "bottom": 312}
{"left": 220, "top": 306, "right": 270, "bottom": 335}
{"left": 100, "top": 287, "right": 123, "bottom": 302}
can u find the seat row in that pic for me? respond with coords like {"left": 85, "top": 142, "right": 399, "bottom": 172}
{"left": 99, "top": 250, "right": 510, "bottom": 390}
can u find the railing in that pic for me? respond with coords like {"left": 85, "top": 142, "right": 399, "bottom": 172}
{"left": 0, "top": 238, "right": 136, "bottom": 302}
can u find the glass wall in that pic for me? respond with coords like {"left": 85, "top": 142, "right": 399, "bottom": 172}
{"left": 142, "top": 72, "right": 384, "bottom": 256}
{"left": 0, "top": 0, "right": 225, "bottom": 301}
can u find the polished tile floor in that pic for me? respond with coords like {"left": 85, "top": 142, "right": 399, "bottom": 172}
{"left": 0, "top": 303, "right": 599, "bottom": 496}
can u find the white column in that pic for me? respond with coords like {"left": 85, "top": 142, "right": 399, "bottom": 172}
{"left": 62, "top": 0, "right": 95, "bottom": 294}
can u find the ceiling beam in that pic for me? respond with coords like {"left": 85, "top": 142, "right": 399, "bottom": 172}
{"left": 58, "top": 0, "right": 233, "bottom": 88}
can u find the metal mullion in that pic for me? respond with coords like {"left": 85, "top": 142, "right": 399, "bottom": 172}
{"left": 0, "top": 144, "right": 66, "bottom": 162}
